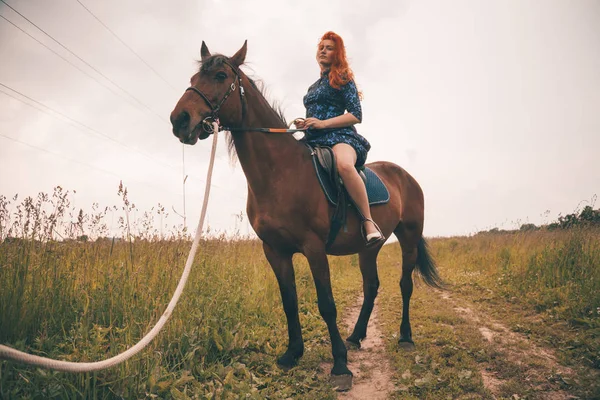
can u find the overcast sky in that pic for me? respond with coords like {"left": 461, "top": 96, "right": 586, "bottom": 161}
{"left": 1, "top": 0, "right": 599, "bottom": 238}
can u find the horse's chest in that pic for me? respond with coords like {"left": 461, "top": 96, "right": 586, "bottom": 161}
{"left": 246, "top": 184, "right": 327, "bottom": 248}
{"left": 249, "top": 209, "right": 290, "bottom": 234}
{"left": 247, "top": 204, "right": 303, "bottom": 247}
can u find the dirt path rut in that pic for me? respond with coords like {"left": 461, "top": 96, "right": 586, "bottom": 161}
{"left": 437, "top": 290, "right": 583, "bottom": 399}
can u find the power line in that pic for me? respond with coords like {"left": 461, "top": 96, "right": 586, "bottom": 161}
{"left": 1, "top": 11, "right": 233, "bottom": 191}
{"left": 0, "top": 132, "right": 170, "bottom": 193}
{"left": 75, "top": 0, "right": 179, "bottom": 93}
{"left": 0, "top": 14, "right": 149, "bottom": 117}
{"left": 2, "top": 130, "right": 252, "bottom": 237}
{"left": 0, "top": 5, "right": 244, "bottom": 202}
{"left": 0, "top": 87, "right": 243, "bottom": 200}
{"left": 0, "top": 82, "right": 178, "bottom": 171}
{"left": 0, "top": 82, "right": 228, "bottom": 168}
{"left": 0, "top": 0, "right": 169, "bottom": 126}
{"left": 0, "top": 132, "right": 245, "bottom": 202}
{"left": 0, "top": 132, "right": 230, "bottom": 210}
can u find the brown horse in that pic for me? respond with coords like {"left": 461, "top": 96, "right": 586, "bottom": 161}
{"left": 170, "top": 41, "right": 444, "bottom": 389}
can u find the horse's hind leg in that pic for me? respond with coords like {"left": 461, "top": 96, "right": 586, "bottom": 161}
{"left": 394, "top": 226, "right": 419, "bottom": 348}
{"left": 263, "top": 242, "right": 304, "bottom": 368}
{"left": 346, "top": 249, "right": 380, "bottom": 349}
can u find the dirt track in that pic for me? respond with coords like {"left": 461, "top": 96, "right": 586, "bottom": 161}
{"left": 338, "top": 296, "right": 396, "bottom": 399}
{"left": 438, "top": 290, "right": 582, "bottom": 400}
{"left": 325, "top": 288, "right": 597, "bottom": 399}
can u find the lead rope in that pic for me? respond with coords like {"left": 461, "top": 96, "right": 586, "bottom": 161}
{"left": 0, "top": 126, "right": 220, "bottom": 372}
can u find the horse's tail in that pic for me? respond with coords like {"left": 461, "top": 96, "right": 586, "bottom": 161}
{"left": 416, "top": 237, "right": 446, "bottom": 289}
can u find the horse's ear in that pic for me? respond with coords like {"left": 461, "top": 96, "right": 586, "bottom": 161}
{"left": 201, "top": 41, "right": 211, "bottom": 61}
{"left": 230, "top": 40, "right": 247, "bottom": 67}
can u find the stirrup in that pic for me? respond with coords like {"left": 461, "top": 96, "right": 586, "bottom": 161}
{"left": 361, "top": 218, "right": 385, "bottom": 248}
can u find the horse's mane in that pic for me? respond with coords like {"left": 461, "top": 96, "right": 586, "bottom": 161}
{"left": 198, "top": 55, "right": 288, "bottom": 161}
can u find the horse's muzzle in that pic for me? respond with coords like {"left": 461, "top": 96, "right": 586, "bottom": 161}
{"left": 171, "top": 111, "right": 214, "bottom": 144}
{"left": 171, "top": 111, "right": 191, "bottom": 141}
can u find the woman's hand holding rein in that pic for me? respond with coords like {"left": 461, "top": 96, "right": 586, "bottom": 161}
{"left": 294, "top": 113, "right": 360, "bottom": 131}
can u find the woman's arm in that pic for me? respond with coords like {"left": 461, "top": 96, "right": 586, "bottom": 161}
{"left": 302, "top": 113, "right": 359, "bottom": 129}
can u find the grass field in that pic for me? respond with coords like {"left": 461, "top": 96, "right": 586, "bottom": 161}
{"left": 1, "top": 235, "right": 369, "bottom": 399}
{"left": 1, "top": 191, "right": 598, "bottom": 398}
{"left": 376, "top": 228, "right": 600, "bottom": 399}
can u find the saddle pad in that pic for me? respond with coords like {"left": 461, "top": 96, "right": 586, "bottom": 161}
{"left": 311, "top": 155, "right": 390, "bottom": 206}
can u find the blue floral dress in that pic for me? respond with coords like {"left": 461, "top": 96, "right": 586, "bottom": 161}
{"left": 303, "top": 71, "right": 371, "bottom": 167}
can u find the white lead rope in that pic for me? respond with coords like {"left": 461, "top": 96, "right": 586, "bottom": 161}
{"left": 0, "top": 128, "right": 220, "bottom": 372}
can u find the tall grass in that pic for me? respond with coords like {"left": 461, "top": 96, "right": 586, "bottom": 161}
{"left": 0, "top": 188, "right": 361, "bottom": 399}
{"left": 430, "top": 228, "right": 600, "bottom": 367}
{"left": 432, "top": 229, "right": 600, "bottom": 321}
{"left": 6, "top": 186, "right": 597, "bottom": 397}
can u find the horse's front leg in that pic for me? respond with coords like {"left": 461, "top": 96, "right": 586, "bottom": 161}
{"left": 263, "top": 242, "right": 304, "bottom": 368}
{"left": 303, "top": 241, "right": 352, "bottom": 387}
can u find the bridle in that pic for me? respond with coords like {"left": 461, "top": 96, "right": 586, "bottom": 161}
{"left": 184, "top": 59, "right": 246, "bottom": 135}
{"left": 184, "top": 60, "right": 305, "bottom": 135}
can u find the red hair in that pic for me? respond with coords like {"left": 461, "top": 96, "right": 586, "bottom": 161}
{"left": 319, "top": 32, "right": 362, "bottom": 98}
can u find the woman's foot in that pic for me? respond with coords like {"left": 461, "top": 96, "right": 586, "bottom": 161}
{"left": 362, "top": 219, "right": 384, "bottom": 247}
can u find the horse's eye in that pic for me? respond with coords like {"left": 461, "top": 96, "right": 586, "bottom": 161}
{"left": 215, "top": 72, "right": 227, "bottom": 81}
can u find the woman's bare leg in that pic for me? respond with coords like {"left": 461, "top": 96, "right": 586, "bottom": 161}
{"left": 332, "top": 143, "right": 380, "bottom": 237}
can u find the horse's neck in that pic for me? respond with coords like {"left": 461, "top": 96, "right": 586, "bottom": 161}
{"left": 231, "top": 84, "right": 306, "bottom": 194}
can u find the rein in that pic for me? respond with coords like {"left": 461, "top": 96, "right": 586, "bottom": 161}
{"left": 220, "top": 126, "right": 306, "bottom": 134}
{"left": 185, "top": 60, "right": 305, "bottom": 135}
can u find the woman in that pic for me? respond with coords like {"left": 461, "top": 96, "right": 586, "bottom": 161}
{"left": 295, "top": 31, "right": 384, "bottom": 247}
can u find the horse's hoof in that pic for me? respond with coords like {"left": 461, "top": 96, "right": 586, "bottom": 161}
{"left": 330, "top": 374, "right": 353, "bottom": 392}
{"left": 345, "top": 339, "right": 361, "bottom": 350}
{"left": 276, "top": 362, "right": 293, "bottom": 372}
{"left": 276, "top": 352, "right": 300, "bottom": 371}
{"left": 398, "top": 339, "right": 416, "bottom": 351}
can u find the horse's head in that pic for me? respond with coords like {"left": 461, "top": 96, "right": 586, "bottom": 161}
{"left": 170, "top": 41, "right": 247, "bottom": 145}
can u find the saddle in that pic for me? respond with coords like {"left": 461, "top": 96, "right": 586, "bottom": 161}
{"left": 315, "top": 146, "right": 368, "bottom": 184}
{"left": 307, "top": 145, "right": 390, "bottom": 248}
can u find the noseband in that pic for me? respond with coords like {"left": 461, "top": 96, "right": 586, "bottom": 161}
{"left": 185, "top": 60, "right": 245, "bottom": 134}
